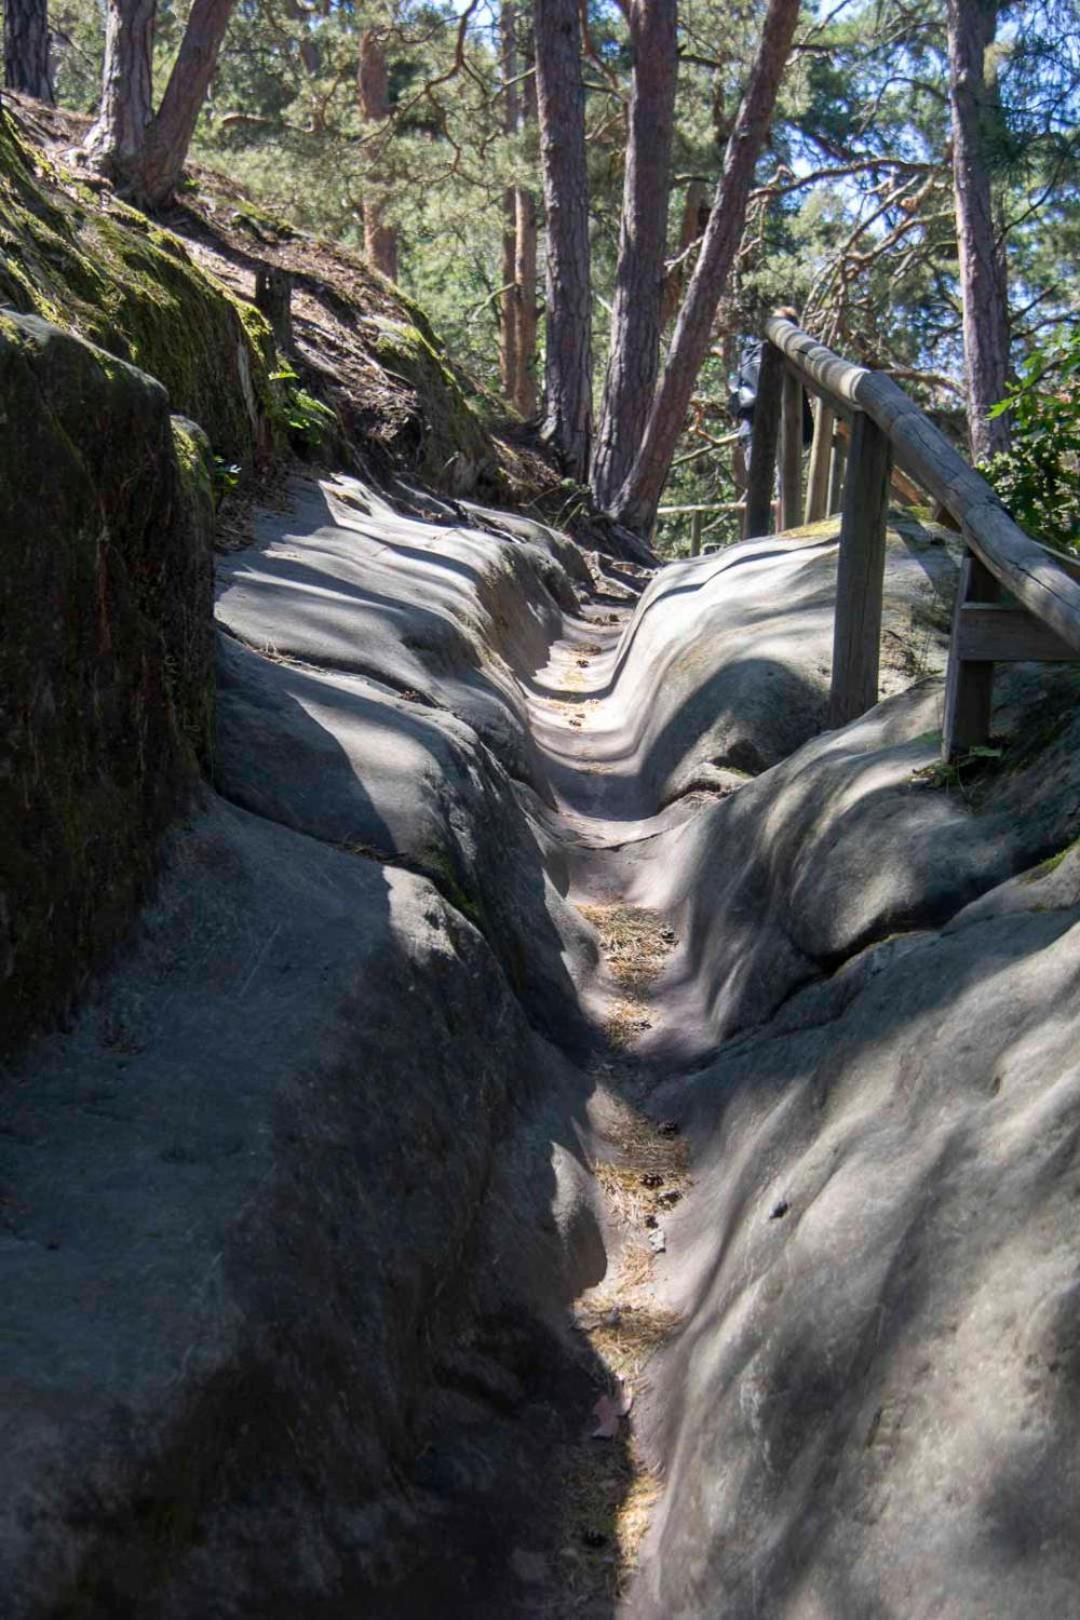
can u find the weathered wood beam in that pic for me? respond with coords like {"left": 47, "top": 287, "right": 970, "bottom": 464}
{"left": 833, "top": 413, "right": 934, "bottom": 509}
{"left": 955, "top": 603, "right": 1080, "bottom": 662}
{"left": 766, "top": 313, "right": 1080, "bottom": 655}
{"left": 829, "top": 410, "right": 892, "bottom": 727}
{"left": 828, "top": 432, "right": 845, "bottom": 514}
{"left": 779, "top": 365, "right": 804, "bottom": 530}
{"left": 1031, "top": 539, "right": 1080, "bottom": 587}
{"left": 658, "top": 502, "right": 745, "bottom": 514}
{"left": 763, "top": 317, "right": 862, "bottom": 419}
{"left": 805, "top": 399, "right": 834, "bottom": 522}
{"left": 943, "top": 553, "right": 998, "bottom": 759}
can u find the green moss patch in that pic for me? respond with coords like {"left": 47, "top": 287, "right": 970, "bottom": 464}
{"left": 0, "top": 107, "right": 274, "bottom": 463}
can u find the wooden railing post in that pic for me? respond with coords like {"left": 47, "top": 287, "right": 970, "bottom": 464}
{"left": 805, "top": 400, "right": 834, "bottom": 522}
{"left": 743, "top": 339, "right": 783, "bottom": 539}
{"left": 779, "top": 366, "right": 804, "bottom": 530}
{"left": 690, "top": 510, "right": 703, "bottom": 556}
{"left": 828, "top": 431, "right": 845, "bottom": 513}
{"left": 829, "top": 410, "right": 892, "bottom": 727}
{"left": 943, "top": 553, "right": 999, "bottom": 759}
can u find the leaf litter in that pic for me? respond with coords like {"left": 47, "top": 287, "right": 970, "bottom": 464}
{"left": 541, "top": 902, "right": 690, "bottom": 1611}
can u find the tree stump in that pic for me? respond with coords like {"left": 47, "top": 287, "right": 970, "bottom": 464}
{"left": 255, "top": 266, "right": 294, "bottom": 354}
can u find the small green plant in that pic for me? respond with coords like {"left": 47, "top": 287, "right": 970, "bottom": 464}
{"left": 269, "top": 363, "right": 337, "bottom": 451}
{"left": 983, "top": 329, "right": 1080, "bottom": 552}
{"left": 912, "top": 744, "right": 1003, "bottom": 801}
{"left": 212, "top": 455, "right": 241, "bottom": 506}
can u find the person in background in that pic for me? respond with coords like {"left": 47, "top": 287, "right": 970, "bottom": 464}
{"left": 729, "top": 308, "right": 812, "bottom": 490}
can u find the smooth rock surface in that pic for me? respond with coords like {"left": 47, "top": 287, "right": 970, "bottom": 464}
{"left": 546, "top": 515, "right": 958, "bottom": 818}
{"left": 0, "top": 796, "right": 598, "bottom": 1615}
{"left": 632, "top": 860, "right": 1080, "bottom": 1619}
{"left": 216, "top": 473, "right": 585, "bottom": 791}
{"left": 615, "top": 669, "right": 1080, "bottom": 1055}
{"left": 6, "top": 452, "right": 1080, "bottom": 1620}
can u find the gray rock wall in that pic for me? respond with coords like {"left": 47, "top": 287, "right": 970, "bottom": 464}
{"left": 0, "top": 313, "right": 215, "bottom": 1056}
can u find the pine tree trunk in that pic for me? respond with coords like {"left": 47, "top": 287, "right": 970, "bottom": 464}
{"left": 590, "top": 0, "right": 678, "bottom": 509}
{"left": 499, "top": 2, "right": 520, "bottom": 405}
{"left": 946, "top": 0, "right": 1010, "bottom": 464}
{"left": 358, "top": 29, "right": 398, "bottom": 281}
{"left": 534, "top": 0, "right": 592, "bottom": 481}
{"left": 514, "top": 184, "right": 539, "bottom": 417}
{"left": 610, "top": 0, "right": 800, "bottom": 531}
{"left": 3, "top": 0, "right": 54, "bottom": 102}
{"left": 83, "top": 0, "right": 155, "bottom": 181}
{"left": 131, "top": 0, "right": 234, "bottom": 208}
{"left": 512, "top": 30, "right": 539, "bottom": 418}
{"left": 84, "top": 0, "right": 233, "bottom": 209}
{"left": 501, "top": 193, "right": 519, "bottom": 401}
{"left": 661, "top": 179, "right": 709, "bottom": 326}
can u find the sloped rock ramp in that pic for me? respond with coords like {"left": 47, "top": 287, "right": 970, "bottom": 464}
{"left": 4, "top": 477, "right": 1080, "bottom": 1618}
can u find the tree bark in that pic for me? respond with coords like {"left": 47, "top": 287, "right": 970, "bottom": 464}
{"left": 514, "top": 185, "right": 539, "bottom": 416}
{"left": 946, "top": 0, "right": 1010, "bottom": 464}
{"left": 500, "top": 2, "right": 520, "bottom": 404}
{"left": 590, "top": 0, "right": 678, "bottom": 509}
{"left": 501, "top": 190, "right": 519, "bottom": 401}
{"left": 610, "top": 0, "right": 801, "bottom": 531}
{"left": 512, "top": 29, "right": 539, "bottom": 418}
{"left": 534, "top": 0, "right": 592, "bottom": 481}
{"left": 131, "top": 0, "right": 234, "bottom": 208}
{"left": 661, "top": 178, "right": 709, "bottom": 327}
{"left": 83, "top": 0, "right": 155, "bottom": 181}
{"left": 255, "top": 266, "right": 293, "bottom": 353}
{"left": 4, "top": 0, "right": 54, "bottom": 101}
{"left": 83, "top": 0, "right": 233, "bottom": 209}
{"left": 358, "top": 29, "right": 398, "bottom": 281}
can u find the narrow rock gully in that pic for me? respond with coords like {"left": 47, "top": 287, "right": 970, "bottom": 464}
{"left": 212, "top": 470, "right": 737, "bottom": 1616}
{"left": 494, "top": 551, "right": 694, "bottom": 1617}
{"left": 302, "top": 478, "right": 713, "bottom": 1618}
{"left": 11, "top": 468, "right": 1080, "bottom": 1619}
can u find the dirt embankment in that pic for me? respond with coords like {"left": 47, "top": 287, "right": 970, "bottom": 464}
{"left": 3, "top": 94, "right": 645, "bottom": 552}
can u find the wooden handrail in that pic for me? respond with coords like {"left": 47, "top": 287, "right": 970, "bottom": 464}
{"left": 765, "top": 314, "right": 1080, "bottom": 657}
{"left": 764, "top": 317, "right": 864, "bottom": 418}
{"left": 754, "top": 312, "right": 1080, "bottom": 757}
{"left": 657, "top": 502, "right": 746, "bottom": 514}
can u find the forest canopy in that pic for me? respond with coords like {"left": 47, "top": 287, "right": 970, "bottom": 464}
{"left": 12, "top": 0, "right": 1080, "bottom": 545}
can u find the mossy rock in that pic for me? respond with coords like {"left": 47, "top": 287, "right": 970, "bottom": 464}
{"left": 0, "top": 107, "right": 275, "bottom": 464}
{"left": 228, "top": 203, "right": 297, "bottom": 244}
{"left": 371, "top": 316, "right": 496, "bottom": 494}
{"left": 0, "top": 313, "right": 215, "bottom": 1056}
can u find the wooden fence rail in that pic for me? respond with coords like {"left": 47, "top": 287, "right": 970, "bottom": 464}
{"left": 755, "top": 312, "right": 1080, "bottom": 759}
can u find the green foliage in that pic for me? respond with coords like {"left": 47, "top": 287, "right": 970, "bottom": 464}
{"left": 983, "top": 328, "right": 1080, "bottom": 550}
{"left": 913, "top": 745, "right": 1004, "bottom": 800}
{"left": 46, "top": 0, "right": 1080, "bottom": 513}
{"left": 212, "top": 455, "right": 242, "bottom": 504}
{"left": 269, "top": 363, "right": 337, "bottom": 452}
